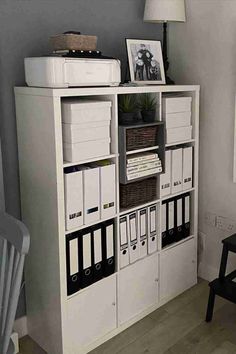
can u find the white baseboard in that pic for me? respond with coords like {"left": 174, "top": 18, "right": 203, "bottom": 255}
{"left": 14, "top": 316, "right": 28, "bottom": 338}
{"left": 198, "top": 261, "right": 218, "bottom": 281}
{"left": 11, "top": 332, "right": 19, "bottom": 354}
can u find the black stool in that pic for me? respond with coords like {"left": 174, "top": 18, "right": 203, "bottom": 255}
{"left": 206, "top": 234, "right": 236, "bottom": 322}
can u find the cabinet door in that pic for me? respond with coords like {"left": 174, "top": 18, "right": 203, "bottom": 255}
{"left": 118, "top": 254, "right": 159, "bottom": 325}
{"left": 64, "top": 276, "right": 117, "bottom": 353}
{"left": 160, "top": 238, "right": 197, "bottom": 303}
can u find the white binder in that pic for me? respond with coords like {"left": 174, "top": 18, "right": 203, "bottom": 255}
{"left": 183, "top": 147, "right": 193, "bottom": 191}
{"left": 148, "top": 205, "right": 158, "bottom": 254}
{"left": 138, "top": 208, "right": 148, "bottom": 259}
{"left": 128, "top": 212, "right": 139, "bottom": 264}
{"left": 160, "top": 150, "right": 171, "bottom": 197}
{"left": 83, "top": 167, "right": 100, "bottom": 224}
{"left": 171, "top": 148, "right": 183, "bottom": 194}
{"left": 64, "top": 169, "right": 83, "bottom": 230}
{"left": 119, "top": 216, "right": 129, "bottom": 269}
{"left": 100, "top": 164, "right": 116, "bottom": 219}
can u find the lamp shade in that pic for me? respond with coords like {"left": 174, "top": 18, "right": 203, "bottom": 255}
{"left": 144, "top": 0, "right": 186, "bottom": 23}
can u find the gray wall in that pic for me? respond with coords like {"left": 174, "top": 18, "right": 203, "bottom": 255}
{"left": 0, "top": 1, "right": 162, "bottom": 318}
{"left": 169, "top": 0, "right": 236, "bottom": 281}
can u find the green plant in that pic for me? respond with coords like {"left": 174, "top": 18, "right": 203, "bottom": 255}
{"left": 119, "top": 95, "right": 137, "bottom": 113}
{"left": 138, "top": 93, "right": 157, "bottom": 111}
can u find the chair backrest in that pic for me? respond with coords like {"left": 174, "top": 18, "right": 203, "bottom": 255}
{"left": 0, "top": 212, "right": 30, "bottom": 354}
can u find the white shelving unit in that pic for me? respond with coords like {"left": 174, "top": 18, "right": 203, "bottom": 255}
{"left": 15, "top": 84, "right": 200, "bottom": 354}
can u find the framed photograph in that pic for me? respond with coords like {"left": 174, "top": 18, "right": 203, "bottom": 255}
{"left": 126, "top": 39, "right": 166, "bottom": 85}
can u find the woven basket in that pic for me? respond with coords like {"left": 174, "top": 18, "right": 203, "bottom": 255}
{"left": 50, "top": 34, "right": 97, "bottom": 51}
{"left": 126, "top": 126, "right": 158, "bottom": 151}
{"left": 120, "top": 177, "right": 157, "bottom": 209}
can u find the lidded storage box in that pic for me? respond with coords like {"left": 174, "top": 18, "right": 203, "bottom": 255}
{"left": 62, "top": 100, "right": 112, "bottom": 162}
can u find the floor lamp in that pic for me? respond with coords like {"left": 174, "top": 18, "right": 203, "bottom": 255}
{"left": 144, "top": 0, "right": 186, "bottom": 84}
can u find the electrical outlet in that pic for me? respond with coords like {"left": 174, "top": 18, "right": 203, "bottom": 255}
{"left": 199, "top": 231, "right": 206, "bottom": 251}
{"left": 216, "top": 216, "right": 236, "bottom": 232}
{"left": 205, "top": 212, "right": 216, "bottom": 227}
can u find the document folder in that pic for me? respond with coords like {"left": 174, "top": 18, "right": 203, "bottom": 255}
{"left": 128, "top": 212, "right": 139, "bottom": 264}
{"left": 119, "top": 216, "right": 129, "bottom": 269}
{"left": 148, "top": 205, "right": 158, "bottom": 254}
{"left": 80, "top": 230, "right": 93, "bottom": 288}
{"left": 171, "top": 148, "right": 183, "bottom": 194}
{"left": 160, "top": 150, "right": 171, "bottom": 197}
{"left": 138, "top": 208, "right": 148, "bottom": 259}
{"left": 100, "top": 164, "right": 116, "bottom": 219}
{"left": 64, "top": 167, "right": 83, "bottom": 230}
{"left": 66, "top": 233, "right": 80, "bottom": 295}
{"left": 183, "top": 147, "right": 193, "bottom": 190}
{"left": 92, "top": 225, "right": 103, "bottom": 282}
{"left": 161, "top": 202, "right": 168, "bottom": 248}
{"left": 175, "top": 197, "right": 184, "bottom": 242}
{"left": 183, "top": 194, "right": 191, "bottom": 238}
{"left": 102, "top": 219, "right": 115, "bottom": 276}
{"left": 167, "top": 200, "right": 175, "bottom": 245}
{"left": 83, "top": 167, "right": 100, "bottom": 224}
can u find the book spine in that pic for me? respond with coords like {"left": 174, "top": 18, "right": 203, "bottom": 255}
{"left": 127, "top": 160, "right": 162, "bottom": 173}
{"left": 127, "top": 167, "right": 162, "bottom": 181}
{"left": 127, "top": 153, "right": 158, "bottom": 165}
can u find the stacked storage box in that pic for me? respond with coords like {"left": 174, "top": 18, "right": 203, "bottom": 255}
{"left": 62, "top": 100, "right": 111, "bottom": 162}
{"left": 162, "top": 96, "right": 192, "bottom": 144}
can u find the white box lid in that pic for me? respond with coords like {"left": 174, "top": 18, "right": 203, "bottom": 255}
{"left": 62, "top": 99, "right": 112, "bottom": 111}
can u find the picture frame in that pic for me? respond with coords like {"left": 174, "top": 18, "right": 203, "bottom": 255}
{"left": 126, "top": 39, "right": 166, "bottom": 85}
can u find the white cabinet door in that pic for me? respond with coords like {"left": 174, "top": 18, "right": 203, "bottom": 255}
{"left": 64, "top": 276, "right": 117, "bottom": 353}
{"left": 160, "top": 238, "right": 197, "bottom": 303}
{"left": 118, "top": 254, "right": 159, "bottom": 325}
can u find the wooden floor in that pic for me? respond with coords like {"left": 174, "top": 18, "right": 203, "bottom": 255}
{"left": 19, "top": 279, "right": 236, "bottom": 354}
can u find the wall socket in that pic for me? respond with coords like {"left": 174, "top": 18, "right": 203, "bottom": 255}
{"left": 205, "top": 212, "right": 217, "bottom": 227}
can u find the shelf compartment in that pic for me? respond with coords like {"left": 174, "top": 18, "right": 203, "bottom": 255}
{"left": 161, "top": 187, "right": 195, "bottom": 201}
{"left": 63, "top": 154, "right": 118, "bottom": 168}
{"left": 65, "top": 214, "right": 118, "bottom": 235}
{"left": 166, "top": 139, "right": 195, "bottom": 148}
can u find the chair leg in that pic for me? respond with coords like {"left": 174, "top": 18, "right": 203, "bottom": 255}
{"left": 206, "top": 287, "right": 215, "bottom": 322}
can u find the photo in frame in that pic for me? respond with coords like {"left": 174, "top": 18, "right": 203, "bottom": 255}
{"left": 126, "top": 39, "right": 166, "bottom": 85}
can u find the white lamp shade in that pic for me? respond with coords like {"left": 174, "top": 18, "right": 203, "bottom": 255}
{"left": 144, "top": 0, "right": 186, "bottom": 23}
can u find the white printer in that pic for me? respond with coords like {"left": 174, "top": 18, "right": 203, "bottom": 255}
{"left": 24, "top": 57, "right": 121, "bottom": 88}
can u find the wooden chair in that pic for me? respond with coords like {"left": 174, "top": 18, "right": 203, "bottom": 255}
{"left": 0, "top": 212, "right": 30, "bottom": 354}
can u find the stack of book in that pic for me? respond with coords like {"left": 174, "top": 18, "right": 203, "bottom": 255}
{"left": 126, "top": 152, "right": 162, "bottom": 181}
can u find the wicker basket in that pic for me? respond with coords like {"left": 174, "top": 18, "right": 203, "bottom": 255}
{"left": 50, "top": 34, "right": 97, "bottom": 51}
{"left": 126, "top": 126, "right": 158, "bottom": 151}
{"left": 120, "top": 177, "right": 157, "bottom": 209}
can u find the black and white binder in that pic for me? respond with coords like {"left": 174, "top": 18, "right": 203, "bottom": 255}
{"left": 128, "top": 212, "right": 139, "bottom": 263}
{"left": 175, "top": 197, "right": 184, "bottom": 242}
{"left": 102, "top": 219, "right": 115, "bottom": 276}
{"left": 119, "top": 216, "right": 129, "bottom": 269}
{"left": 80, "top": 230, "right": 93, "bottom": 289}
{"left": 167, "top": 200, "right": 175, "bottom": 245}
{"left": 183, "top": 194, "right": 190, "bottom": 238}
{"left": 92, "top": 225, "right": 103, "bottom": 283}
{"left": 148, "top": 205, "right": 158, "bottom": 254}
{"left": 161, "top": 202, "right": 168, "bottom": 248}
{"left": 66, "top": 233, "right": 80, "bottom": 296}
{"left": 138, "top": 208, "right": 148, "bottom": 259}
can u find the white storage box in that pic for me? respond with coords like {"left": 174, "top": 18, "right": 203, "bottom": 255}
{"left": 62, "top": 100, "right": 112, "bottom": 124}
{"left": 163, "top": 96, "right": 192, "bottom": 114}
{"left": 64, "top": 138, "right": 110, "bottom": 162}
{"left": 62, "top": 121, "right": 110, "bottom": 144}
{"left": 164, "top": 111, "right": 191, "bottom": 129}
{"left": 166, "top": 126, "right": 192, "bottom": 144}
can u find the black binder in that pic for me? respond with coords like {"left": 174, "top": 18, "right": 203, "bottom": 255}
{"left": 161, "top": 201, "right": 168, "bottom": 247}
{"left": 66, "top": 232, "right": 80, "bottom": 296}
{"left": 183, "top": 194, "right": 191, "bottom": 238}
{"left": 167, "top": 199, "right": 175, "bottom": 245}
{"left": 175, "top": 197, "right": 184, "bottom": 242}
{"left": 80, "top": 228, "right": 93, "bottom": 289}
{"left": 102, "top": 219, "right": 115, "bottom": 277}
{"left": 91, "top": 224, "right": 103, "bottom": 283}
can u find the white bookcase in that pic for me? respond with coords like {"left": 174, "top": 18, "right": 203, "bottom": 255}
{"left": 15, "top": 85, "right": 200, "bottom": 354}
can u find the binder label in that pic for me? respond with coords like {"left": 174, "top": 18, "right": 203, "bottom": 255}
{"left": 120, "top": 217, "right": 128, "bottom": 249}
{"left": 129, "top": 213, "right": 137, "bottom": 244}
{"left": 94, "top": 229, "right": 102, "bottom": 264}
{"left": 150, "top": 206, "right": 157, "bottom": 235}
{"left": 168, "top": 202, "right": 174, "bottom": 230}
{"left": 140, "top": 210, "right": 147, "bottom": 241}
{"left": 83, "top": 233, "right": 92, "bottom": 269}
{"left": 106, "top": 224, "right": 114, "bottom": 259}
{"left": 185, "top": 196, "right": 190, "bottom": 223}
{"left": 69, "top": 238, "right": 79, "bottom": 276}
